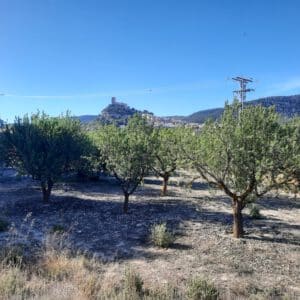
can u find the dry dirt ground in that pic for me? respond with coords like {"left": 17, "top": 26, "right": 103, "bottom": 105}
{"left": 0, "top": 173, "right": 299, "bottom": 297}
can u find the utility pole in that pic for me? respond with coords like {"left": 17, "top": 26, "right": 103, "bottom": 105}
{"left": 232, "top": 76, "right": 254, "bottom": 110}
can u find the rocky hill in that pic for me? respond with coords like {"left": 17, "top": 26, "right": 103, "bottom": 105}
{"left": 77, "top": 94, "right": 300, "bottom": 126}
{"left": 79, "top": 97, "right": 153, "bottom": 126}
{"left": 98, "top": 99, "right": 139, "bottom": 126}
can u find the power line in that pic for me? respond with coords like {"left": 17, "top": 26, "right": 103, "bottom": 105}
{"left": 232, "top": 76, "right": 255, "bottom": 110}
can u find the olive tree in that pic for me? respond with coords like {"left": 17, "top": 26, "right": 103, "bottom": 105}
{"left": 3, "top": 113, "right": 88, "bottom": 202}
{"left": 280, "top": 117, "right": 300, "bottom": 194}
{"left": 152, "top": 127, "right": 183, "bottom": 196}
{"left": 183, "top": 102, "right": 294, "bottom": 238}
{"left": 93, "top": 115, "right": 154, "bottom": 213}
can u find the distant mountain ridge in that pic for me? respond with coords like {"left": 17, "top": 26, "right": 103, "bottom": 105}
{"left": 183, "top": 95, "right": 300, "bottom": 123}
{"left": 76, "top": 94, "right": 300, "bottom": 125}
{"left": 76, "top": 115, "right": 98, "bottom": 123}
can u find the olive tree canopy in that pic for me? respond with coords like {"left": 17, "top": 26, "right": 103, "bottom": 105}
{"left": 93, "top": 115, "right": 155, "bottom": 213}
{"left": 152, "top": 127, "right": 183, "bottom": 196}
{"left": 183, "top": 102, "right": 295, "bottom": 238}
{"left": 3, "top": 113, "right": 88, "bottom": 202}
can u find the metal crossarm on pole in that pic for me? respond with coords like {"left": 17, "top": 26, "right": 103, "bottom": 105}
{"left": 232, "top": 76, "right": 255, "bottom": 110}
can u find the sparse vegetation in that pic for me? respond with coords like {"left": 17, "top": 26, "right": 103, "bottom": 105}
{"left": 123, "top": 267, "right": 144, "bottom": 298}
{"left": 50, "top": 224, "right": 65, "bottom": 234}
{"left": 0, "top": 107, "right": 299, "bottom": 299}
{"left": 249, "top": 204, "right": 262, "bottom": 219}
{"left": 0, "top": 267, "right": 29, "bottom": 299}
{"left": 186, "top": 277, "right": 219, "bottom": 300}
{"left": 150, "top": 223, "right": 175, "bottom": 248}
{"left": 1, "top": 0, "right": 300, "bottom": 297}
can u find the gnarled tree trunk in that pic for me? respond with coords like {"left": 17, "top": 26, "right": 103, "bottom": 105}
{"left": 123, "top": 193, "right": 129, "bottom": 213}
{"left": 161, "top": 175, "right": 169, "bottom": 196}
{"left": 232, "top": 197, "right": 244, "bottom": 238}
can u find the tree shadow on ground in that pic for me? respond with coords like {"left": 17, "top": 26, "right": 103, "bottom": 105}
{"left": 245, "top": 235, "right": 300, "bottom": 246}
{"left": 143, "top": 178, "right": 163, "bottom": 186}
{"left": 59, "top": 179, "right": 122, "bottom": 195}
{"left": 257, "top": 195, "right": 300, "bottom": 210}
{"left": 2, "top": 182, "right": 299, "bottom": 262}
{"left": 3, "top": 191, "right": 231, "bottom": 261}
{"left": 144, "top": 178, "right": 214, "bottom": 191}
{"left": 191, "top": 181, "right": 213, "bottom": 191}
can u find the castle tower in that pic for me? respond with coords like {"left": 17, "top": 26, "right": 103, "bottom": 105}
{"left": 111, "top": 97, "right": 117, "bottom": 104}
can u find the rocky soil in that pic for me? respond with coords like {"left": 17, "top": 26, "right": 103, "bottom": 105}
{"left": 0, "top": 173, "right": 299, "bottom": 297}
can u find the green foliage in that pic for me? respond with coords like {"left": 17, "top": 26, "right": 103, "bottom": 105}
{"left": 186, "top": 277, "right": 219, "bottom": 300}
{"left": 184, "top": 102, "right": 282, "bottom": 197}
{"left": 2, "top": 112, "right": 88, "bottom": 202}
{"left": 50, "top": 224, "right": 65, "bottom": 234}
{"left": 92, "top": 114, "right": 155, "bottom": 212}
{"left": 74, "top": 135, "right": 102, "bottom": 181}
{"left": 248, "top": 204, "right": 261, "bottom": 219}
{"left": 182, "top": 101, "right": 296, "bottom": 237}
{"left": 152, "top": 127, "right": 184, "bottom": 195}
{"left": 280, "top": 117, "right": 300, "bottom": 193}
{"left": 150, "top": 223, "right": 175, "bottom": 248}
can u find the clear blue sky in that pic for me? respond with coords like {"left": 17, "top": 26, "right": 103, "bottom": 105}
{"left": 1, "top": 0, "right": 300, "bottom": 122}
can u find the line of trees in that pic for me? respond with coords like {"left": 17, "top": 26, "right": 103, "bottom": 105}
{"left": 0, "top": 103, "right": 299, "bottom": 238}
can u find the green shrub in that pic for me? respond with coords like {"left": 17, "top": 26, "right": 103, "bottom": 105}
{"left": 150, "top": 223, "right": 175, "bottom": 248}
{"left": 2, "top": 113, "right": 89, "bottom": 203}
{"left": 50, "top": 224, "right": 65, "bottom": 234}
{"left": 0, "top": 217, "right": 9, "bottom": 232}
{"left": 186, "top": 277, "right": 219, "bottom": 300}
{"left": 249, "top": 204, "right": 262, "bottom": 219}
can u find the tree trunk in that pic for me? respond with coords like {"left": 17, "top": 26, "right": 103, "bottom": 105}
{"left": 123, "top": 193, "right": 129, "bottom": 213}
{"left": 161, "top": 176, "right": 169, "bottom": 196}
{"left": 232, "top": 198, "right": 244, "bottom": 238}
{"left": 41, "top": 180, "right": 53, "bottom": 203}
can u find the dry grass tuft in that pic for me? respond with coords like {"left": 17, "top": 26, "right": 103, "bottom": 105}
{"left": 150, "top": 223, "right": 175, "bottom": 248}
{"left": 0, "top": 266, "right": 29, "bottom": 298}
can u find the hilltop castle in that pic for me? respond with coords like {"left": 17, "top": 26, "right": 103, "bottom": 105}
{"left": 111, "top": 97, "right": 128, "bottom": 107}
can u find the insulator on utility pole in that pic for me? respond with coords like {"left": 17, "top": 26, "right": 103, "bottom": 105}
{"left": 232, "top": 76, "right": 255, "bottom": 110}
